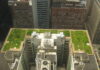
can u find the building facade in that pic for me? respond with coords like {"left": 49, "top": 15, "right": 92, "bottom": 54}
{"left": 86, "top": 0, "right": 94, "bottom": 16}
{"left": 87, "top": 0, "right": 100, "bottom": 44}
{"left": 51, "top": 0, "right": 87, "bottom": 29}
{"left": 8, "top": 0, "right": 34, "bottom": 28}
{"left": 32, "top": 0, "right": 51, "bottom": 28}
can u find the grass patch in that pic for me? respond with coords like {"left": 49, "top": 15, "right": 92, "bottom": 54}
{"left": 27, "top": 29, "right": 70, "bottom": 36}
{"left": 3, "top": 43, "right": 11, "bottom": 51}
{"left": 4, "top": 29, "right": 92, "bottom": 53}
{"left": 27, "top": 30, "right": 34, "bottom": 35}
{"left": 2, "top": 29, "right": 26, "bottom": 51}
{"left": 71, "top": 31, "right": 92, "bottom": 54}
{"left": 58, "top": 30, "right": 70, "bottom": 36}
{"left": 8, "top": 29, "right": 26, "bottom": 41}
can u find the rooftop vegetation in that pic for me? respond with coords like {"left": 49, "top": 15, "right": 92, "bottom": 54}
{"left": 2, "top": 29, "right": 26, "bottom": 51}
{"left": 27, "top": 29, "right": 70, "bottom": 36}
{"left": 2, "top": 29, "right": 92, "bottom": 54}
{"left": 71, "top": 31, "right": 92, "bottom": 54}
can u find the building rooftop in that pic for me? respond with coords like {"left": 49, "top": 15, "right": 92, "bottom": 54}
{"left": 1, "top": 28, "right": 93, "bottom": 54}
{"left": 52, "top": 0, "right": 86, "bottom": 8}
{"left": 0, "top": 28, "right": 99, "bottom": 70}
{"left": 0, "top": 53, "right": 10, "bottom": 70}
{"left": 66, "top": 0, "right": 80, "bottom": 2}
{"left": 74, "top": 53, "right": 98, "bottom": 70}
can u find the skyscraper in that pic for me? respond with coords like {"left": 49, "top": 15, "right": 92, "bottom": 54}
{"left": 0, "top": 0, "right": 12, "bottom": 46}
{"left": 51, "top": 0, "right": 87, "bottom": 29}
{"left": 8, "top": 0, "right": 34, "bottom": 28}
{"left": 32, "top": 0, "right": 50, "bottom": 28}
{"left": 87, "top": 0, "right": 100, "bottom": 44}
{"left": 86, "top": 0, "right": 94, "bottom": 16}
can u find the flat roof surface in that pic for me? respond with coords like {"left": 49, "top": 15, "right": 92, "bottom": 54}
{"left": 66, "top": 0, "right": 80, "bottom": 2}
{"left": 1, "top": 28, "right": 93, "bottom": 54}
{"left": 74, "top": 53, "right": 98, "bottom": 70}
{"left": 84, "top": 55, "right": 98, "bottom": 70}
{"left": 0, "top": 53, "right": 10, "bottom": 70}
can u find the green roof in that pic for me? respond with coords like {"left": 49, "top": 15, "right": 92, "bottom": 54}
{"left": 1, "top": 28, "right": 93, "bottom": 54}
{"left": 2, "top": 29, "right": 26, "bottom": 51}
{"left": 71, "top": 31, "right": 92, "bottom": 54}
{"left": 26, "top": 29, "right": 70, "bottom": 36}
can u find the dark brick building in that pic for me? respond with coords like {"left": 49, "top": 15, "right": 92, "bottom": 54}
{"left": 51, "top": 0, "right": 87, "bottom": 29}
{"left": 9, "top": 0, "right": 34, "bottom": 28}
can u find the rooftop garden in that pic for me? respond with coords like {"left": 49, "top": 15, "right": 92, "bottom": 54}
{"left": 2, "top": 29, "right": 26, "bottom": 51}
{"left": 71, "top": 31, "right": 92, "bottom": 54}
{"left": 1, "top": 28, "right": 93, "bottom": 54}
{"left": 27, "top": 29, "right": 70, "bottom": 36}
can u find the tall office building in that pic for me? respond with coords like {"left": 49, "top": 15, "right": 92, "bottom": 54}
{"left": 8, "top": 0, "right": 34, "bottom": 28}
{"left": 51, "top": 0, "right": 87, "bottom": 29}
{"left": 86, "top": 0, "right": 94, "bottom": 16}
{"left": 87, "top": 0, "right": 100, "bottom": 44}
{"left": 0, "top": 0, "right": 12, "bottom": 47}
{"left": 32, "top": 0, "right": 51, "bottom": 28}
